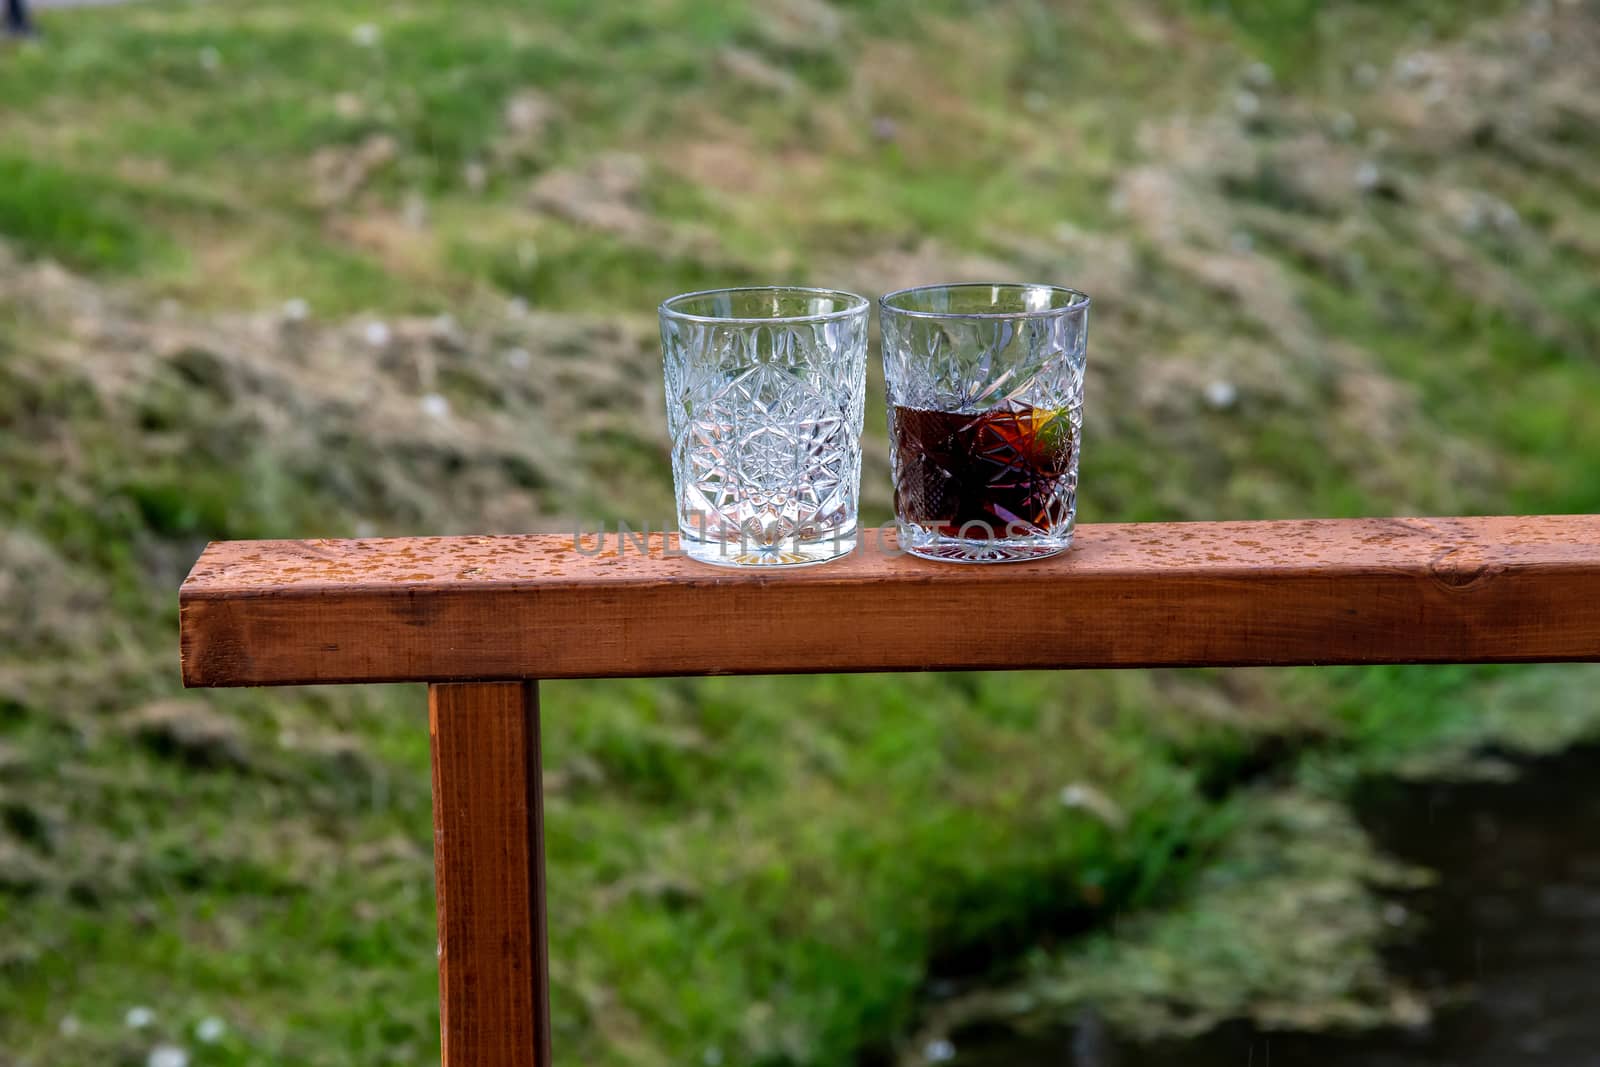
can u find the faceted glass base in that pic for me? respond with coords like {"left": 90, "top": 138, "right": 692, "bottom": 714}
{"left": 681, "top": 529, "right": 857, "bottom": 568}
{"left": 897, "top": 522, "right": 1072, "bottom": 564}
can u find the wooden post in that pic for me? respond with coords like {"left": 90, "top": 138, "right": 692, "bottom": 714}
{"left": 429, "top": 682, "right": 552, "bottom": 1067}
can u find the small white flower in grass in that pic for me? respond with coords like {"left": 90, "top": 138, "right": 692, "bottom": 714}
{"left": 505, "top": 347, "right": 531, "bottom": 371}
{"left": 355, "top": 520, "right": 377, "bottom": 538}
{"left": 351, "top": 23, "right": 381, "bottom": 47}
{"left": 1059, "top": 782, "right": 1128, "bottom": 830}
{"left": 198, "top": 46, "right": 221, "bottom": 72}
{"left": 1395, "top": 53, "right": 1431, "bottom": 84}
{"left": 924, "top": 1038, "right": 956, "bottom": 1063}
{"left": 421, "top": 393, "right": 451, "bottom": 420}
{"left": 1205, "top": 380, "right": 1238, "bottom": 410}
{"left": 126, "top": 1006, "right": 155, "bottom": 1029}
{"left": 506, "top": 296, "right": 529, "bottom": 319}
{"left": 59, "top": 1015, "right": 81, "bottom": 1037}
{"left": 702, "top": 1049, "right": 724, "bottom": 1066}
{"left": 282, "top": 297, "right": 310, "bottom": 322}
{"left": 403, "top": 192, "right": 429, "bottom": 230}
{"left": 1490, "top": 200, "right": 1520, "bottom": 232}
{"left": 1234, "top": 90, "right": 1261, "bottom": 118}
{"left": 364, "top": 320, "right": 392, "bottom": 348}
{"left": 504, "top": 93, "right": 550, "bottom": 133}
{"left": 148, "top": 1044, "right": 189, "bottom": 1067}
{"left": 1244, "top": 61, "right": 1274, "bottom": 87}
{"left": 195, "top": 1017, "right": 227, "bottom": 1043}
{"left": 1354, "top": 161, "right": 1382, "bottom": 192}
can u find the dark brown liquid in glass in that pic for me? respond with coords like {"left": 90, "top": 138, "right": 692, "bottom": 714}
{"left": 891, "top": 402, "right": 1075, "bottom": 539}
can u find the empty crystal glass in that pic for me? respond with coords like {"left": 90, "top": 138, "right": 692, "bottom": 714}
{"left": 880, "top": 283, "right": 1090, "bottom": 563}
{"left": 660, "top": 287, "right": 869, "bottom": 567}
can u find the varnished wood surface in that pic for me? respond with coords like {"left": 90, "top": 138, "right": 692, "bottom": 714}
{"left": 430, "top": 682, "right": 551, "bottom": 1067}
{"left": 182, "top": 516, "right": 1600, "bottom": 685}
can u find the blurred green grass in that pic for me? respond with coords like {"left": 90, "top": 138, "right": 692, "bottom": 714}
{"left": 0, "top": 155, "right": 173, "bottom": 272}
{"left": 2, "top": 0, "right": 1599, "bottom": 1064}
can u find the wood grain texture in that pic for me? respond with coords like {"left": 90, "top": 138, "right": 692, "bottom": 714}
{"left": 181, "top": 516, "right": 1600, "bottom": 686}
{"left": 430, "top": 682, "right": 550, "bottom": 1067}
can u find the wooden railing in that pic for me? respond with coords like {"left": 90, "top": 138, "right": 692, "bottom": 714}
{"left": 179, "top": 515, "right": 1600, "bottom": 1067}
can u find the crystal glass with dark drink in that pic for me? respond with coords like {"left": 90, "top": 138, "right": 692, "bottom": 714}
{"left": 880, "top": 283, "right": 1089, "bottom": 563}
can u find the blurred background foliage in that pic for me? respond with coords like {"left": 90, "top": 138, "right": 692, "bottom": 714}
{"left": 1, "top": 0, "right": 1598, "bottom": 1064}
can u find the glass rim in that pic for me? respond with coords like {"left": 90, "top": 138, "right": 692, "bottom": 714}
{"left": 879, "top": 282, "right": 1091, "bottom": 320}
{"left": 659, "top": 285, "right": 870, "bottom": 325}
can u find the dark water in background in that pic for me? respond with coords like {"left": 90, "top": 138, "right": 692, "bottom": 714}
{"left": 950, "top": 745, "right": 1600, "bottom": 1067}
